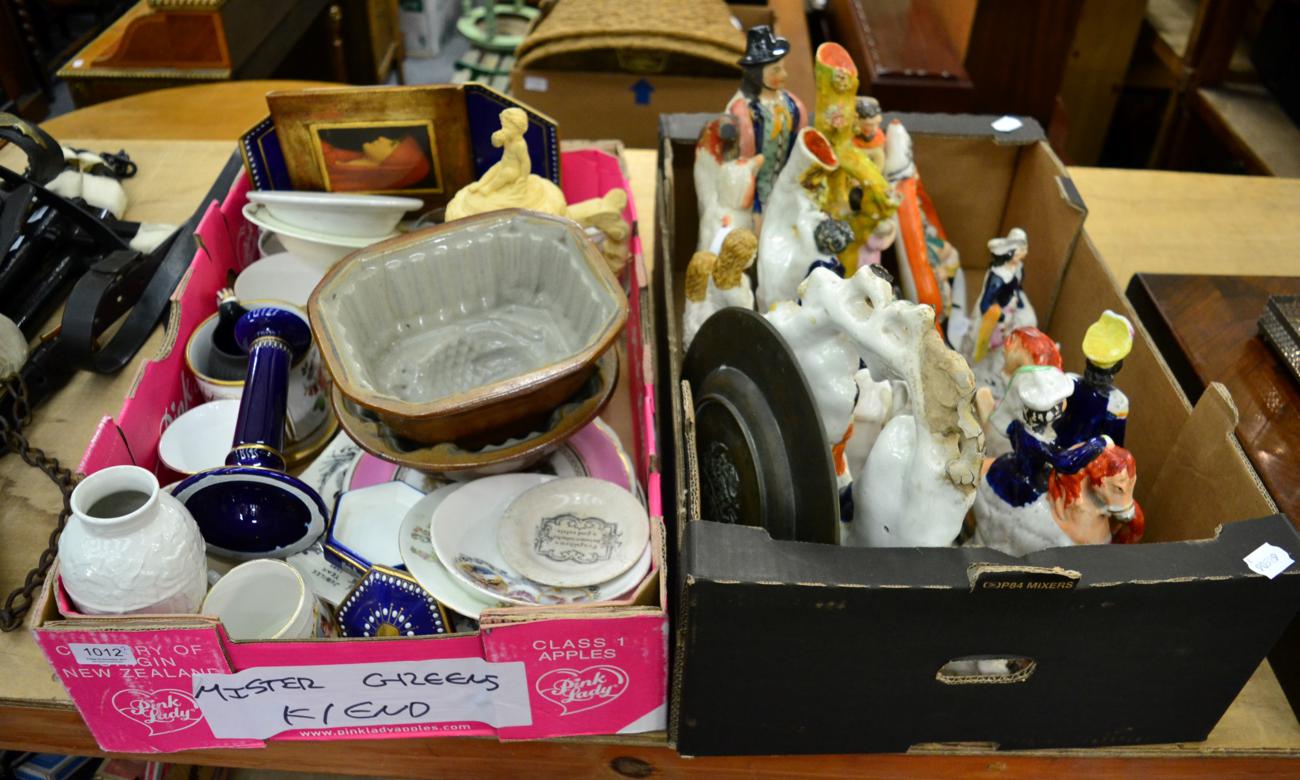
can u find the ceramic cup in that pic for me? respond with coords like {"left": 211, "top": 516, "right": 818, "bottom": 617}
{"left": 202, "top": 559, "right": 318, "bottom": 640}
{"left": 59, "top": 465, "right": 208, "bottom": 615}
{"left": 184, "top": 302, "right": 331, "bottom": 458}
{"left": 157, "top": 399, "right": 241, "bottom": 475}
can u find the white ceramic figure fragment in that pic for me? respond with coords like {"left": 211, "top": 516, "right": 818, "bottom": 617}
{"left": 843, "top": 369, "right": 897, "bottom": 482}
{"left": 765, "top": 269, "right": 862, "bottom": 504}
{"left": 694, "top": 117, "right": 764, "bottom": 252}
{"left": 808, "top": 268, "right": 984, "bottom": 547}
{"left": 756, "top": 127, "right": 839, "bottom": 311}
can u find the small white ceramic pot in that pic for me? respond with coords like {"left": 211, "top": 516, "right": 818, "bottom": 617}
{"left": 184, "top": 304, "right": 330, "bottom": 453}
{"left": 59, "top": 465, "right": 208, "bottom": 615}
{"left": 202, "top": 558, "right": 319, "bottom": 640}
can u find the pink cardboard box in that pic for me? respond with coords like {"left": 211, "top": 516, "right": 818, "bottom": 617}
{"left": 30, "top": 147, "right": 668, "bottom": 754}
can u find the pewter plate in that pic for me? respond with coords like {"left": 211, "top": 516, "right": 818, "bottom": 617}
{"left": 682, "top": 308, "right": 839, "bottom": 544}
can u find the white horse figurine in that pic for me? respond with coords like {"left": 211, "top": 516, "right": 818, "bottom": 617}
{"left": 809, "top": 267, "right": 985, "bottom": 547}
{"left": 694, "top": 117, "right": 764, "bottom": 252}
{"left": 756, "top": 127, "right": 839, "bottom": 312}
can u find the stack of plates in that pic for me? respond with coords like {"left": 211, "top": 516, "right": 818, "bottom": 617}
{"left": 401, "top": 474, "right": 652, "bottom": 619}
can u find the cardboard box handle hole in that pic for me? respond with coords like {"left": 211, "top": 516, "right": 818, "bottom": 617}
{"left": 936, "top": 656, "right": 1036, "bottom": 685}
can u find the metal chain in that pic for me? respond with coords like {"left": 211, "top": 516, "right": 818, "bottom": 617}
{"left": 0, "top": 377, "right": 78, "bottom": 631}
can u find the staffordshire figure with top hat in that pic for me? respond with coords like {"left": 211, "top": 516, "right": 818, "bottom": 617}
{"left": 728, "top": 25, "right": 807, "bottom": 221}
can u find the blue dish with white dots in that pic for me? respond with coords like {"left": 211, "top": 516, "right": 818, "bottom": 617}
{"left": 336, "top": 566, "right": 450, "bottom": 638}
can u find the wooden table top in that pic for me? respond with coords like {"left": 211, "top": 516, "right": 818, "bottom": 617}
{"left": 1127, "top": 273, "right": 1300, "bottom": 525}
{"left": 1, "top": 82, "right": 1298, "bottom": 776}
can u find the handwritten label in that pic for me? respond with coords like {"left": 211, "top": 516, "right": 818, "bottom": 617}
{"left": 193, "top": 659, "right": 531, "bottom": 739}
{"left": 69, "top": 643, "right": 137, "bottom": 666}
{"left": 524, "top": 76, "right": 549, "bottom": 92}
{"left": 1245, "top": 543, "right": 1295, "bottom": 580}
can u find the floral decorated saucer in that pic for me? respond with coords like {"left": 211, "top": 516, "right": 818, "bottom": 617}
{"left": 397, "top": 484, "right": 504, "bottom": 620}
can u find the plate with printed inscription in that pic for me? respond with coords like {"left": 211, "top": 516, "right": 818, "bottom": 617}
{"left": 429, "top": 473, "right": 652, "bottom": 606}
{"left": 497, "top": 477, "right": 649, "bottom": 587}
{"left": 682, "top": 308, "right": 839, "bottom": 544}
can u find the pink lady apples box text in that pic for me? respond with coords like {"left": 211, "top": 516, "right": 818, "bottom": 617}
{"left": 30, "top": 147, "right": 669, "bottom": 754}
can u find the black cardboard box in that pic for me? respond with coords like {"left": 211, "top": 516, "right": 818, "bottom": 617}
{"left": 654, "top": 112, "right": 1300, "bottom": 756}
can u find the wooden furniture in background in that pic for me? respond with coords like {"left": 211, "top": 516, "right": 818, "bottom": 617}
{"left": 1055, "top": 0, "right": 1148, "bottom": 165}
{"left": 341, "top": 0, "right": 404, "bottom": 85}
{"left": 824, "top": 0, "right": 974, "bottom": 113}
{"left": 1, "top": 0, "right": 52, "bottom": 120}
{"left": 54, "top": 0, "right": 397, "bottom": 108}
{"left": 823, "top": 0, "right": 1085, "bottom": 131}
{"left": 1142, "top": 0, "right": 1300, "bottom": 176}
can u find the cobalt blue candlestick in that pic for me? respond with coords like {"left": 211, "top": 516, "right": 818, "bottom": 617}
{"left": 225, "top": 308, "right": 312, "bottom": 470}
{"left": 174, "top": 307, "right": 326, "bottom": 560}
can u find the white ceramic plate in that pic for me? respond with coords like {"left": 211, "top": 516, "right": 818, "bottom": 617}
{"left": 398, "top": 484, "right": 504, "bottom": 619}
{"left": 234, "top": 251, "right": 329, "bottom": 308}
{"left": 158, "top": 399, "right": 241, "bottom": 474}
{"left": 246, "top": 190, "right": 421, "bottom": 239}
{"left": 328, "top": 481, "right": 424, "bottom": 570}
{"left": 497, "top": 477, "right": 650, "bottom": 587}
{"left": 430, "top": 473, "right": 651, "bottom": 606}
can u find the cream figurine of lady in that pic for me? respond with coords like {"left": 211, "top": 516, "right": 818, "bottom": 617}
{"left": 568, "top": 188, "right": 632, "bottom": 276}
{"left": 681, "top": 229, "right": 758, "bottom": 350}
{"left": 728, "top": 26, "right": 807, "bottom": 222}
{"left": 445, "top": 107, "right": 567, "bottom": 221}
{"left": 756, "top": 127, "right": 838, "bottom": 311}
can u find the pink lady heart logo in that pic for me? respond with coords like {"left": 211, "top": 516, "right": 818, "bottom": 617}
{"left": 535, "top": 665, "right": 629, "bottom": 716}
{"left": 111, "top": 688, "right": 204, "bottom": 735}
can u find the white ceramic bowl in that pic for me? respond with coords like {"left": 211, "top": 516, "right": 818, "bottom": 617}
{"left": 243, "top": 202, "right": 380, "bottom": 268}
{"left": 202, "top": 559, "right": 318, "bottom": 640}
{"left": 246, "top": 190, "right": 421, "bottom": 239}
{"left": 234, "top": 251, "right": 328, "bottom": 309}
{"left": 158, "top": 399, "right": 241, "bottom": 475}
